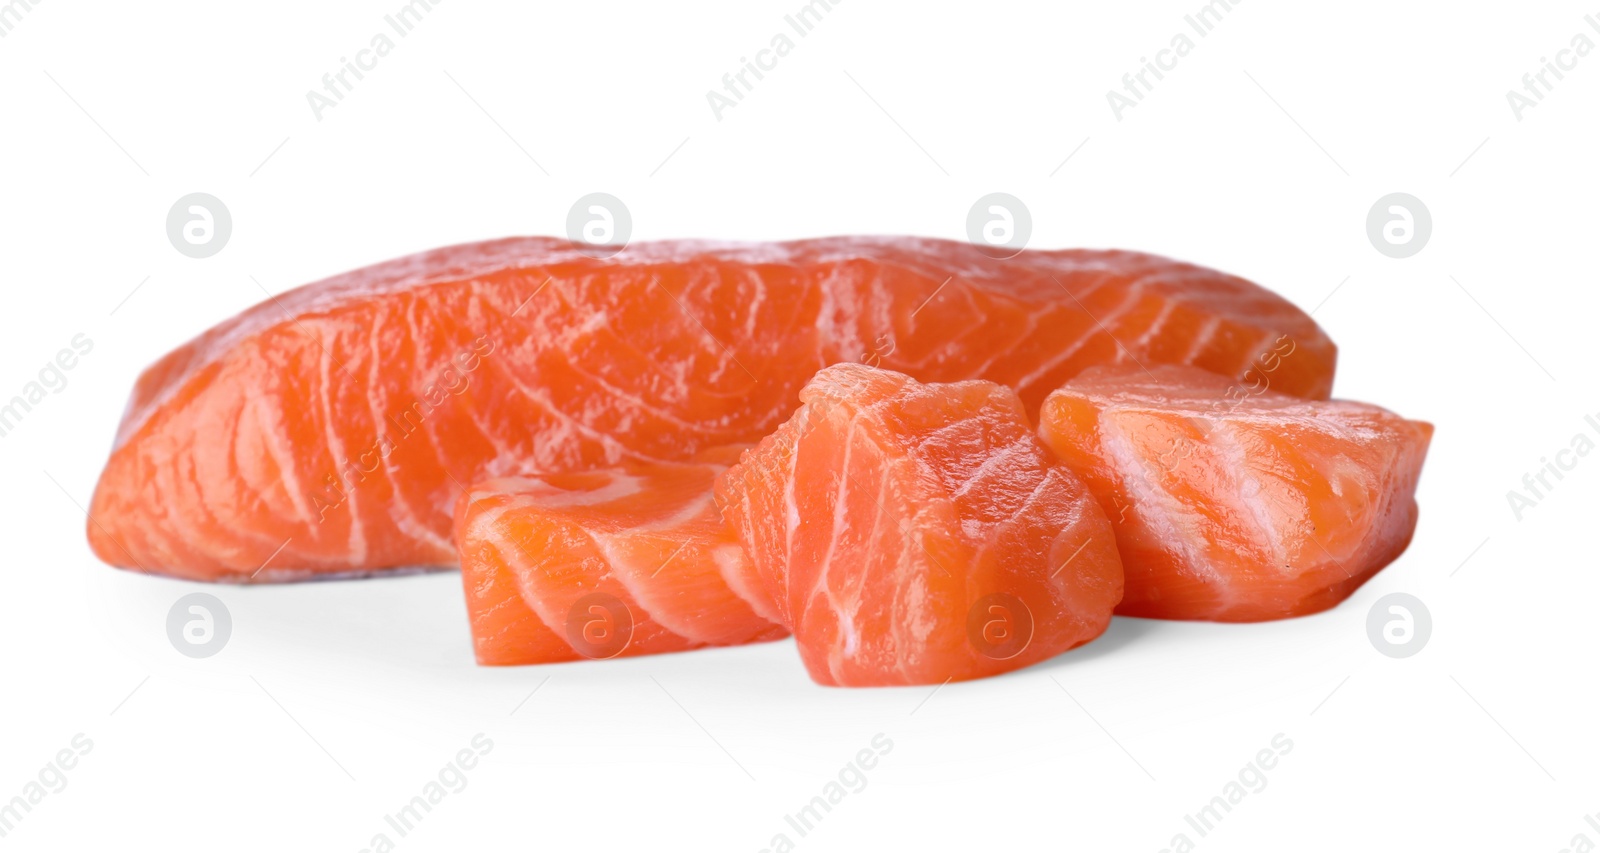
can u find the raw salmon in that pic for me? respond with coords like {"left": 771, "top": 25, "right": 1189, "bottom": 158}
{"left": 715, "top": 363, "right": 1124, "bottom": 687}
{"left": 1036, "top": 364, "right": 1432, "bottom": 622}
{"left": 87, "top": 237, "right": 1335, "bottom": 581}
{"left": 455, "top": 448, "right": 786, "bottom": 665}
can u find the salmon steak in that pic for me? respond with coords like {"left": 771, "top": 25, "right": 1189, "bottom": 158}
{"left": 87, "top": 236, "right": 1336, "bottom": 581}
{"left": 455, "top": 448, "right": 785, "bottom": 665}
{"left": 1036, "top": 364, "right": 1432, "bottom": 622}
{"left": 715, "top": 363, "right": 1124, "bottom": 687}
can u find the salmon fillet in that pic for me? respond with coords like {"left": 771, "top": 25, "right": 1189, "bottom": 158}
{"left": 455, "top": 449, "right": 785, "bottom": 665}
{"left": 1037, "top": 365, "right": 1432, "bottom": 621}
{"left": 714, "top": 364, "right": 1124, "bottom": 686}
{"left": 88, "top": 237, "right": 1335, "bottom": 581}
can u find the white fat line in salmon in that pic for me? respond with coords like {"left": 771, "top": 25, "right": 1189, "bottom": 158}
{"left": 0, "top": 733, "right": 94, "bottom": 840}
{"left": 758, "top": 733, "right": 893, "bottom": 852}
{"left": 357, "top": 733, "right": 493, "bottom": 852}
{"left": 1145, "top": 334, "right": 1296, "bottom": 478}
{"left": 1506, "top": 413, "right": 1600, "bottom": 521}
{"left": 1201, "top": 335, "right": 1297, "bottom": 421}
{"left": 313, "top": 335, "right": 496, "bottom": 523}
{"left": 764, "top": 335, "right": 896, "bottom": 468}
{"left": 1102, "top": 334, "right": 1298, "bottom": 529}
{"left": 1155, "top": 733, "right": 1293, "bottom": 853}
{"left": 0, "top": 333, "right": 94, "bottom": 440}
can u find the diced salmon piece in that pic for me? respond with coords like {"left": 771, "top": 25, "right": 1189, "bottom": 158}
{"left": 455, "top": 450, "right": 785, "bottom": 665}
{"left": 1037, "top": 365, "right": 1432, "bottom": 621}
{"left": 716, "top": 363, "right": 1123, "bottom": 686}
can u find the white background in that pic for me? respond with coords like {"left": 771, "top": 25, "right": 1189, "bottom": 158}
{"left": 0, "top": 1, "right": 1594, "bottom": 850}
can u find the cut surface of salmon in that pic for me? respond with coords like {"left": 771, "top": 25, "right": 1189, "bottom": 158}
{"left": 88, "top": 236, "right": 1335, "bottom": 581}
{"left": 715, "top": 363, "right": 1123, "bottom": 687}
{"left": 455, "top": 448, "right": 786, "bottom": 665}
{"left": 1037, "top": 364, "right": 1432, "bottom": 622}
